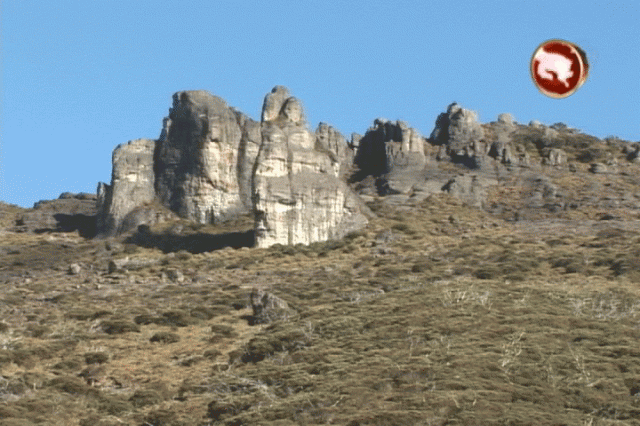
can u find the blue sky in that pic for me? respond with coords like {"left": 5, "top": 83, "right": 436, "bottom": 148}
{"left": 1, "top": 0, "right": 638, "bottom": 208}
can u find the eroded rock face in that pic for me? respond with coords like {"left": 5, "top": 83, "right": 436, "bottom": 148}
{"left": 154, "top": 90, "right": 258, "bottom": 224}
{"left": 97, "top": 91, "right": 263, "bottom": 237}
{"left": 430, "top": 103, "right": 485, "bottom": 151}
{"left": 252, "top": 88, "right": 369, "bottom": 248}
{"left": 315, "top": 122, "right": 353, "bottom": 176}
{"left": 97, "top": 88, "right": 359, "bottom": 241}
{"left": 97, "top": 138, "right": 156, "bottom": 236}
{"left": 441, "top": 174, "right": 495, "bottom": 208}
{"left": 352, "top": 119, "right": 426, "bottom": 193}
{"left": 18, "top": 193, "right": 97, "bottom": 236}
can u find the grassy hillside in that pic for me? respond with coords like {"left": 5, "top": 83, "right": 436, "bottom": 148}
{"left": 1, "top": 193, "right": 640, "bottom": 425}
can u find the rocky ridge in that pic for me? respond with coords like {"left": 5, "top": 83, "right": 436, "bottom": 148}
{"left": 5, "top": 86, "right": 640, "bottom": 249}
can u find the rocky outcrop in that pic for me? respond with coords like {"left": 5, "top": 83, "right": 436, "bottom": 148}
{"left": 441, "top": 174, "right": 495, "bottom": 208}
{"left": 17, "top": 193, "right": 97, "bottom": 236}
{"left": 154, "top": 90, "right": 260, "bottom": 224}
{"left": 497, "top": 113, "right": 516, "bottom": 129}
{"left": 544, "top": 148, "right": 568, "bottom": 166}
{"left": 250, "top": 288, "right": 294, "bottom": 324}
{"left": 589, "top": 163, "right": 609, "bottom": 174}
{"left": 95, "top": 86, "right": 629, "bottom": 248}
{"left": 97, "top": 91, "right": 263, "bottom": 236}
{"left": 97, "top": 139, "right": 156, "bottom": 236}
{"left": 252, "top": 87, "right": 369, "bottom": 248}
{"left": 352, "top": 118, "right": 426, "bottom": 193}
{"left": 315, "top": 122, "right": 353, "bottom": 176}
{"left": 430, "top": 103, "right": 485, "bottom": 151}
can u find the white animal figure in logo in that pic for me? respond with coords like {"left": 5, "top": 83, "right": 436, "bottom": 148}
{"left": 534, "top": 50, "right": 574, "bottom": 87}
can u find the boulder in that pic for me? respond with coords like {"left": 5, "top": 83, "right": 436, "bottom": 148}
{"left": 166, "top": 269, "right": 185, "bottom": 283}
{"left": 497, "top": 113, "right": 515, "bottom": 127}
{"left": 250, "top": 288, "right": 294, "bottom": 324}
{"left": 68, "top": 263, "right": 82, "bottom": 275}
{"left": 253, "top": 87, "right": 369, "bottom": 248}
{"left": 589, "top": 163, "right": 609, "bottom": 174}
{"left": 627, "top": 147, "right": 640, "bottom": 163}
{"left": 543, "top": 127, "right": 559, "bottom": 140}
{"left": 544, "top": 148, "right": 568, "bottom": 166}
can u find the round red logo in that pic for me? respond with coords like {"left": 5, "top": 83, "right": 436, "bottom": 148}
{"left": 531, "top": 39, "right": 589, "bottom": 98}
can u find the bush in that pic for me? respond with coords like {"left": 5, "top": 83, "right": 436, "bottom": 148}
{"left": 210, "top": 324, "right": 236, "bottom": 337}
{"left": 84, "top": 352, "right": 109, "bottom": 364}
{"left": 391, "top": 223, "right": 416, "bottom": 234}
{"left": 100, "top": 320, "right": 140, "bottom": 335}
{"left": 150, "top": 332, "right": 180, "bottom": 344}
{"left": 129, "top": 389, "right": 162, "bottom": 408}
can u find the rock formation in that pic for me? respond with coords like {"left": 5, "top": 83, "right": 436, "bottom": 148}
{"left": 544, "top": 148, "right": 568, "bottom": 166}
{"left": 430, "top": 102, "right": 485, "bottom": 152}
{"left": 428, "top": 103, "right": 493, "bottom": 170}
{"left": 92, "top": 86, "right": 640, "bottom": 250}
{"left": 250, "top": 288, "right": 294, "bottom": 324}
{"left": 96, "top": 86, "right": 366, "bottom": 248}
{"left": 352, "top": 118, "right": 426, "bottom": 193}
{"left": 441, "top": 174, "right": 492, "bottom": 209}
{"left": 97, "top": 91, "right": 262, "bottom": 237}
{"left": 17, "top": 192, "right": 97, "bottom": 236}
{"left": 252, "top": 87, "right": 368, "bottom": 248}
{"left": 315, "top": 122, "right": 353, "bottom": 176}
{"left": 154, "top": 90, "right": 260, "bottom": 224}
{"left": 97, "top": 138, "right": 157, "bottom": 236}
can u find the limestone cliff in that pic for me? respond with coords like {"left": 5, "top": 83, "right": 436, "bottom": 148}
{"left": 96, "top": 86, "right": 364, "bottom": 245}
{"left": 96, "top": 138, "right": 157, "bottom": 236}
{"left": 154, "top": 90, "right": 259, "bottom": 224}
{"left": 252, "top": 87, "right": 369, "bottom": 248}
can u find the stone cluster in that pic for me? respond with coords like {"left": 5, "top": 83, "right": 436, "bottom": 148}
{"left": 97, "top": 87, "right": 616, "bottom": 247}
{"left": 97, "top": 86, "right": 368, "bottom": 248}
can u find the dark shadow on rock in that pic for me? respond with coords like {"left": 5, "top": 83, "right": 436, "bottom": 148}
{"left": 52, "top": 214, "right": 97, "bottom": 238}
{"left": 125, "top": 225, "right": 255, "bottom": 253}
{"left": 349, "top": 128, "right": 390, "bottom": 183}
{"left": 449, "top": 151, "right": 483, "bottom": 170}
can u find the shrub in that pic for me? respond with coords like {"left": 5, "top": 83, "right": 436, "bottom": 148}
{"left": 100, "top": 320, "right": 140, "bottom": 334}
{"left": 210, "top": 324, "right": 237, "bottom": 337}
{"left": 84, "top": 352, "right": 109, "bottom": 364}
{"left": 129, "top": 389, "right": 162, "bottom": 408}
{"left": 150, "top": 332, "right": 180, "bottom": 344}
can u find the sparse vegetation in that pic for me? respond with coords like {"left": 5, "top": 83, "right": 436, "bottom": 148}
{"left": 4, "top": 145, "right": 640, "bottom": 424}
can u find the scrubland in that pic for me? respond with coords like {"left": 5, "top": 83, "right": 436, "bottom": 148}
{"left": 2, "top": 186, "right": 640, "bottom": 425}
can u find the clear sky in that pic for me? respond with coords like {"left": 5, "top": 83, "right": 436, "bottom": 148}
{"left": 1, "top": 0, "right": 638, "bottom": 208}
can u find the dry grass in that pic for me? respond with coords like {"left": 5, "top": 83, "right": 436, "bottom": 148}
{"left": 3, "top": 128, "right": 640, "bottom": 424}
{"left": 1, "top": 193, "right": 640, "bottom": 425}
